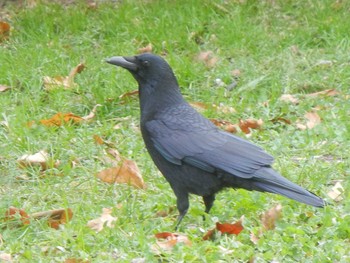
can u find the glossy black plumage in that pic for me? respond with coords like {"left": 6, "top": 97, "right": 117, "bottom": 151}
{"left": 107, "top": 53, "right": 325, "bottom": 228}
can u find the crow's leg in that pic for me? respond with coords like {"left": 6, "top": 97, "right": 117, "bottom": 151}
{"left": 174, "top": 191, "right": 189, "bottom": 230}
{"left": 202, "top": 194, "right": 215, "bottom": 220}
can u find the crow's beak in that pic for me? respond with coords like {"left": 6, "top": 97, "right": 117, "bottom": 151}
{"left": 106, "top": 56, "right": 138, "bottom": 71}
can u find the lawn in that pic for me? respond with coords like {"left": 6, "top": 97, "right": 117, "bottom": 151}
{"left": 0, "top": 0, "right": 349, "bottom": 262}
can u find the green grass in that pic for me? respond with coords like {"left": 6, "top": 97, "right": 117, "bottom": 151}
{"left": 1, "top": 0, "right": 349, "bottom": 262}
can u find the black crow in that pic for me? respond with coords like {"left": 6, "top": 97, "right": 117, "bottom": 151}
{"left": 106, "top": 53, "right": 325, "bottom": 229}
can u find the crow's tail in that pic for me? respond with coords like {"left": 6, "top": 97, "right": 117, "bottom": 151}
{"left": 251, "top": 167, "right": 325, "bottom": 207}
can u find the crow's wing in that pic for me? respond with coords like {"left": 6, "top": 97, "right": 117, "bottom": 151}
{"left": 145, "top": 104, "right": 274, "bottom": 178}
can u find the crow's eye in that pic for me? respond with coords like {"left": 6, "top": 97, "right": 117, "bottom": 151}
{"left": 142, "top": 60, "right": 150, "bottom": 67}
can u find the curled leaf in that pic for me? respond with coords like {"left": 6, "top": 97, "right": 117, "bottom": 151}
{"left": 306, "top": 88, "right": 340, "bottom": 98}
{"left": 43, "top": 63, "right": 85, "bottom": 90}
{"left": 17, "top": 150, "right": 57, "bottom": 170}
{"left": 239, "top": 119, "right": 263, "bottom": 134}
{"left": 31, "top": 208, "right": 73, "bottom": 229}
{"left": 4, "top": 207, "right": 31, "bottom": 225}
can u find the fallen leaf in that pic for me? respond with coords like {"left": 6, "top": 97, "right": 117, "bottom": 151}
{"left": 119, "top": 90, "right": 139, "bottom": 100}
{"left": 279, "top": 94, "right": 299, "bottom": 104}
{"left": 138, "top": 43, "right": 153, "bottom": 53}
{"left": 296, "top": 111, "right": 321, "bottom": 130}
{"left": 96, "top": 159, "right": 146, "bottom": 189}
{"left": 31, "top": 208, "right": 73, "bottom": 229}
{"left": 4, "top": 207, "right": 31, "bottom": 225}
{"left": 0, "top": 253, "right": 12, "bottom": 262}
{"left": 81, "top": 104, "right": 101, "bottom": 120}
{"left": 210, "top": 119, "right": 238, "bottom": 133}
{"left": 250, "top": 232, "right": 260, "bottom": 245}
{"left": 40, "top": 112, "right": 83, "bottom": 126}
{"left": 239, "top": 119, "right": 263, "bottom": 134}
{"left": 18, "top": 150, "right": 57, "bottom": 170}
{"left": 43, "top": 63, "right": 85, "bottom": 90}
{"left": 152, "top": 232, "right": 191, "bottom": 253}
{"left": 290, "top": 45, "right": 300, "bottom": 55}
{"left": 306, "top": 89, "right": 340, "bottom": 97}
{"left": 270, "top": 117, "right": 292, "bottom": 125}
{"left": 0, "top": 21, "right": 10, "bottom": 41}
{"left": 212, "top": 103, "right": 237, "bottom": 114}
{"left": 261, "top": 204, "right": 282, "bottom": 231}
{"left": 231, "top": 69, "right": 241, "bottom": 77}
{"left": 305, "top": 111, "right": 321, "bottom": 129}
{"left": 203, "top": 217, "right": 244, "bottom": 240}
{"left": 87, "top": 208, "right": 117, "bottom": 232}
{"left": 327, "top": 182, "right": 344, "bottom": 202}
{"left": 315, "top": 60, "right": 333, "bottom": 67}
{"left": 189, "top": 101, "right": 209, "bottom": 111}
{"left": 197, "top": 51, "right": 218, "bottom": 67}
{"left": 93, "top": 135, "right": 104, "bottom": 145}
{"left": 0, "top": 85, "right": 11, "bottom": 92}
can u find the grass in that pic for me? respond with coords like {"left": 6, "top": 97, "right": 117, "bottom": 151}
{"left": 0, "top": 0, "right": 349, "bottom": 262}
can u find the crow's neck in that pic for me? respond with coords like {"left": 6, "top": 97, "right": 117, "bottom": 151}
{"left": 139, "top": 79, "right": 184, "bottom": 122}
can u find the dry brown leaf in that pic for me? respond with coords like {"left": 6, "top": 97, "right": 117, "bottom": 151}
{"left": 261, "top": 204, "right": 282, "bottom": 231}
{"left": 96, "top": 159, "right": 145, "bottom": 189}
{"left": 270, "top": 117, "right": 292, "bottom": 125}
{"left": 306, "top": 88, "right": 340, "bottom": 98}
{"left": 40, "top": 112, "right": 83, "bottom": 126}
{"left": 0, "top": 85, "right": 10, "bottom": 92}
{"left": 31, "top": 208, "right": 73, "bottom": 229}
{"left": 81, "top": 104, "right": 101, "bottom": 120}
{"left": 138, "top": 43, "right": 153, "bottom": 53}
{"left": 210, "top": 119, "right": 238, "bottom": 133}
{"left": 93, "top": 135, "right": 104, "bottom": 145}
{"left": 305, "top": 111, "right": 321, "bottom": 129}
{"left": 43, "top": 63, "right": 85, "bottom": 90}
{"left": 296, "top": 111, "right": 321, "bottom": 130}
{"left": 197, "top": 51, "right": 218, "bottom": 67}
{"left": 239, "top": 119, "right": 263, "bottom": 134}
{"left": 152, "top": 232, "right": 191, "bottom": 254}
{"left": 119, "top": 90, "right": 139, "bottom": 99}
{"left": 0, "top": 253, "right": 12, "bottom": 262}
{"left": 250, "top": 232, "right": 260, "bottom": 245}
{"left": 203, "top": 217, "right": 244, "bottom": 240}
{"left": 189, "top": 101, "right": 209, "bottom": 111}
{"left": 17, "top": 150, "right": 58, "bottom": 170}
{"left": 327, "top": 182, "right": 344, "bottom": 202}
{"left": 4, "top": 206, "right": 31, "bottom": 225}
{"left": 0, "top": 21, "right": 10, "bottom": 41}
{"left": 279, "top": 94, "right": 299, "bottom": 104}
{"left": 231, "top": 69, "right": 241, "bottom": 77}
{"left": 87, "top": 208, "right": 117, "bottom": 232}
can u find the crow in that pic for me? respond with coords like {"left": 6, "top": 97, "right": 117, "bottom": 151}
{"left": 106, "top": 53, "right": 325, "bottom": 229}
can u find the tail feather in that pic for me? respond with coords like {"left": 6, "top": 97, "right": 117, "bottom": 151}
{"left": 252, "top": 167, "right": 325, "bottom": 207}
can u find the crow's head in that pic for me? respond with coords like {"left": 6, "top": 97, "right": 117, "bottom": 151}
{"left": 106, "top": 53, "right": 176, "bottom": 86}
